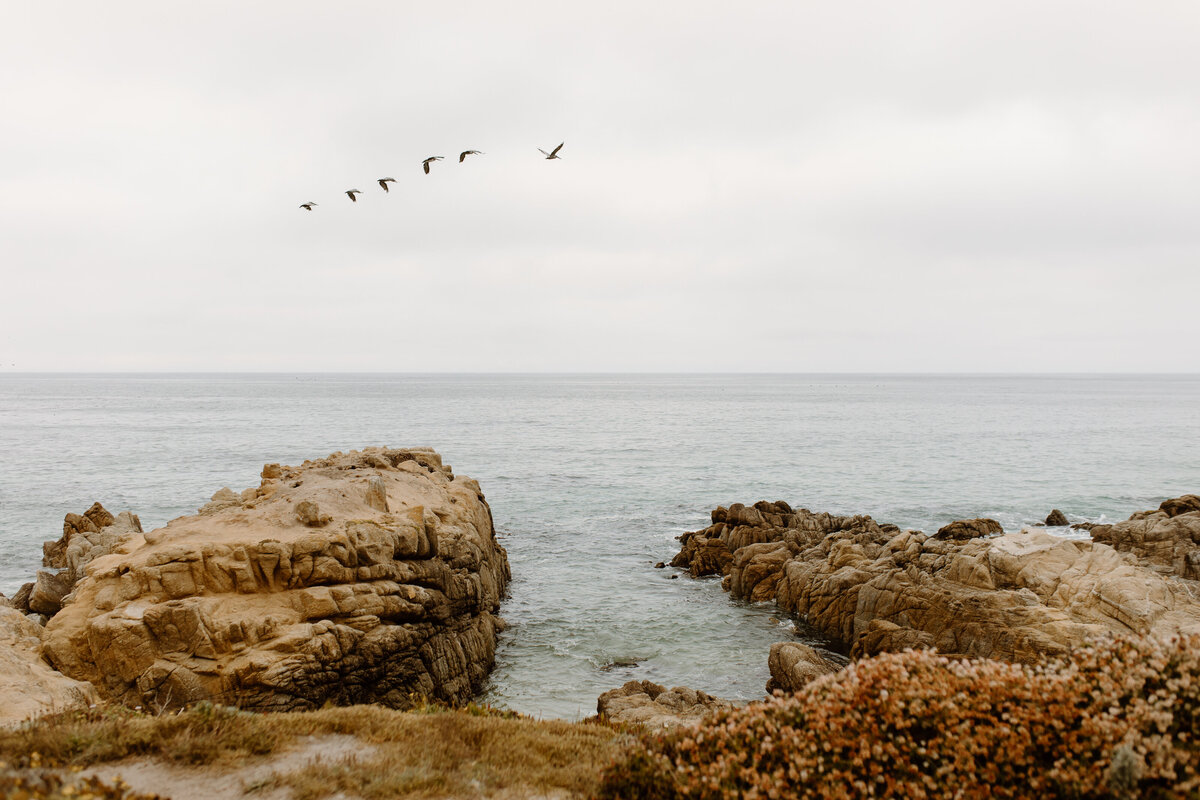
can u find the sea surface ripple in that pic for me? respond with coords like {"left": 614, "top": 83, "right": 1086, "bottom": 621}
{"left": 1, "top": 374, "right": 1198, "bottom": 718}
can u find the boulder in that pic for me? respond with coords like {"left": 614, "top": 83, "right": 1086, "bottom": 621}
{"left": 766, "top": 642, "right": 841, "bottom": 693}
{"left": 1045, "top": 509, "right": 1069, "bottom": 527}
{"left": 1091, "top": 494, "right": 1200, "bottom": 579}
{"left": 596, "top": 680, "right": 736, "bottom": 728}
{"left": 42, "top": 447, "right": 510, "bottom": 712}
{"left": 0, "top": 605, "right": 98, "bottom": 726}
{"left": 10, "top": 583, "right": 34, "bottom": 614}
{"left": 28, "top": 504, "right": 144, "bottom": 618}
{"left": 674, "top": 502, "right": 1200, "bottom": 663}
{"left": 935, "top": 518, "right": 1003, "bottom": 540}
{"left": 1160, "top": 494, "right": 1200, "bottom": 518}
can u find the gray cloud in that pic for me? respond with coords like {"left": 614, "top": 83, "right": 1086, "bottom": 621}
{"left": 2, "top": 1, "right": 1198, "bottom": 371}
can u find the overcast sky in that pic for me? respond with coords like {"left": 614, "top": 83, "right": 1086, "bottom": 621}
{"left": 2, "top": 1, "right": 1198, "bottom": 371}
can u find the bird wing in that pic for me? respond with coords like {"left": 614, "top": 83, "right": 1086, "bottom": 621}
{"left": 459, "top": 152, "right": 468, "bottom": 162}
{"left": 538, "top": 148, "right": 550, "bottom": 157}
{"left": 550, "top": 142, "right": 564, "bottom": 156}
{"left": 423, "top": 162, "right": 430, "bottom": 174}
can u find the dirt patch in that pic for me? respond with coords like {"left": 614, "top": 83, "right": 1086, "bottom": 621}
{"left": 84, "top": 734, "right": 371, "bottom": 800}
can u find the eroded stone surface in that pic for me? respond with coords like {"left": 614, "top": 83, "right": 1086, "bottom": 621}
{"left": 1091, "top": 495, "right": 1200, "bottom": 579}
{"left": 596, "top": 680, "right": 736, "bottom": 728}
{"left": 674, "top": 501, "right": 1200, "bottom": 663}
{"left": 42, "top": 447, "right": 510, "bottom": 712}
{"left": 766, "top": 642, "right": 842, "bottom": 693}
{"left": 0, "top": 605, "right": 98, "bottom": 726}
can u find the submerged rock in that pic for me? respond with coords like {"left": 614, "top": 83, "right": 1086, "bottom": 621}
{"left": 42, "top": 447, "right": 511, "bottom": 712}
{"left": 597, "top": 680, "right": 736, "bottom": 728}
{"left": 673, "top": 501, "right": 1200, "bottom": 663}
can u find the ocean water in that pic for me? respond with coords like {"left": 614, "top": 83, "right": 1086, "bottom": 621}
{"left": 1, "top": 374, "right": 1198, "bottom": 719}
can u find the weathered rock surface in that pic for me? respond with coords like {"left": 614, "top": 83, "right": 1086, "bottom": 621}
{"left": 0, "top": 605, "right": 98, "bottom": 726}
{"left": 766, "top": 642, "right": 842, "bottom": 693}
{"left": 596, "top": 680, "right": 736, "bottom": 728}
{"left": 934, "top": 518, "right": 1003, "bottom": 540}
{"left": 28, "top": 503, "right": 144, "bottom": 617}
{"left": 1091, "top": 494, "right": 1200, "bottom": 580}
{"left": 674, "top": 500, "right": 1200, "bottom": 663}
{"left": 1045, "top": 509, "right": 1069, "bottom": 527}
{"left": 42, "top": 447, "right": 511, "bottom": 712}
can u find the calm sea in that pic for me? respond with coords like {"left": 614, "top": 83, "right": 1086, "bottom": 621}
{"left": 1, "top": 374, "right": 1198, "bottom": 718}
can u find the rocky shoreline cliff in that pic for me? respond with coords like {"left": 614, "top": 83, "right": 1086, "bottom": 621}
{"left": 1, "top": 447, "right": 510, "bottom": 723}
{"left": 671, "top": 496, "right": 1200, "bottom": 693}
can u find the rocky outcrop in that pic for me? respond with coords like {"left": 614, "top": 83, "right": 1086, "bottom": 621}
{"left": 1091, "top": 494, "right": 1200, "bottom": 579}
{"left": 596, "top": 680, "right": 736, "bottom": 728}
{"left": 1045, "top": 509, "right": 1069, "bottom": 527}
{"left": 766, "top": 642, "right": 841, "bottom": 693}
{"left": 0, "top": 605, "right": 98, "bottom": 726}
{"left": 26, "top": 504, "right": 143, "bottom": 618}
{"left": 674, "top": 501, "right": 1200, "bottom": 663}
{"left": 42, "top": 447, "right": 510, "bottom": 712}
{"left": 934, "top": 518, "right": 1002, "bottom": 540}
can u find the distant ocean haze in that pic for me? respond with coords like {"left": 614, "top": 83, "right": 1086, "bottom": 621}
{"left": 1, "top": 373, "right": 1197, "bottom": 718}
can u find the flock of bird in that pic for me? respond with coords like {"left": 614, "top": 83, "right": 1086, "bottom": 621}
{"left": 298, "top": 142, "right": 564, "bottom": 210}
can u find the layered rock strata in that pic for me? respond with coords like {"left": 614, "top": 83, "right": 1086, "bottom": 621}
{"left": 1091, "top": 494, "right": 1200, "bottom": 580}
{"left": 42, "top": 447, "right": 510, "bottom": 712}
{"left": 596, "top": 680, "right": 736, "bottom": 728}
{"left": 673, "top": 501, "right": 1200, "bottom": 663}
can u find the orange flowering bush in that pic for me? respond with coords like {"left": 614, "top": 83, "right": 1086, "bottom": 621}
{"left": 597, "top": 635, "right": 1200, "bottom": 799}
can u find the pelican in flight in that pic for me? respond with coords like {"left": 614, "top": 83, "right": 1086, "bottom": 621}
{"left": 377, "top": 177, "right": 396, "bottom": 192}
{"left": 459, "top": 150, "right": 484, "bottom": 162}
{"left": 538, "top": 142, "right": 564, "bottom": 160}
{"left": 345, "top": 189, "right": 363, "bottom": 202}
{"left": 299, "top": 202, "right": 317, "bottom": 211}
{"left": 422, "top": 156, "right": 443, "bottom": 174}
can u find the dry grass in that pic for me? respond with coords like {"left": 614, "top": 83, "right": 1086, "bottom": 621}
{"left": 0, "top": 701, "right": 627, "bottom": 800}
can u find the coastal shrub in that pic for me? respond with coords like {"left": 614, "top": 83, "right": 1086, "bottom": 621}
{"left": 597, "top": 634, "right": 1200, "bottom": 799}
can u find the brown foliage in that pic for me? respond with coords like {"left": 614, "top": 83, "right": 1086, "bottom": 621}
{"left": 598, "top": 635, "right": 1200, "bottom": 799}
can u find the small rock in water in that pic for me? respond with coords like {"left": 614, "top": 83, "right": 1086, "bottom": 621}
{"left": 669, "top": 574, "right": 678, "bottom": 579}
{"left": 1045, "top": 509, "right": 1069, "bottom": 526}
{"left": 653, "top": 561, "right": 665, "bottom": 569}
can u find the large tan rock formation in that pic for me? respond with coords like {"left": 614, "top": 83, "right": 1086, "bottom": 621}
{"left": 1091, "top": 494, "right": 1200, "bottom": 579}
{"left": 0, "top": 605, "right": 98, "bottom": 726}
{"left": 42, "top": 447, "right": 510, "bottom": 712}
{"left": 674, "top": 501, "right": 1200, "bottom": 663}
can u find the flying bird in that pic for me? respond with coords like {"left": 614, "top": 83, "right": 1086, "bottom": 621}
{"left": 377, "top": 177, "right": 396, "bottom": 192}
{"left": 299, "top": 202, "right": 317, "bottom": 211}
{"left": 421, "top": 156, "right": 444, "bottom": 174}
{"left": 459, "top": 150, "right": 484, "bottom": 163}
{"left": 345, "top": 189, "right": 363, "bottom": 202}
{"left": 538, "top": 142, "right": 564, "bottom": 160}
